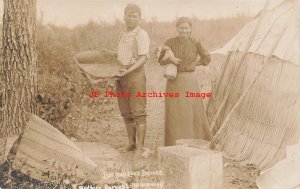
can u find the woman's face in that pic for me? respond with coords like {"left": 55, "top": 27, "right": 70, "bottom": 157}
{"left": 177, "top": 22, "right": 191, "bottom": 38}
{"left": 124, "top": 11, "right": 140, "bottom": 31}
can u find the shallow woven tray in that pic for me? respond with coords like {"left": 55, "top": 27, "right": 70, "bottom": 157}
{"left": 74, "top": 50, "right": 123, "bottom": 78}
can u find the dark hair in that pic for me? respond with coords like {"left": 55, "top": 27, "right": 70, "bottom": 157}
{"left": 124, "top": 4, "right": 141, "bottom": 17}
{"left": 176, "top": 17, "right": 192, "bottom": 27}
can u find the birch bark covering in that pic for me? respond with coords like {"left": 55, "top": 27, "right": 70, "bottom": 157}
{"left": 0, "top": 0, "right": 37, "bottom": 138}
{"left": 207, "top": 0, "right": 300, "bottom": 169}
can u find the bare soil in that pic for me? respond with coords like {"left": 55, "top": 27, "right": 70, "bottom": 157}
{"left": 60, "top": 63, "right": 260, "bottom": 189}
{"left": 0, "top": 61, "right": 260, "bottom": 189}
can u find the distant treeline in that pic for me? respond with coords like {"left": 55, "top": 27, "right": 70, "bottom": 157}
{"left": 36, "top": 14, "right": 251, "bottom": 54}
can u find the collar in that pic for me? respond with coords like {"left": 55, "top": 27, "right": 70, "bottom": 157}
{"left": 177, "top": 36, "right": 192, "bottom": 43}
{"left": 122, "top": 26, "right": 141, "bottom": 34}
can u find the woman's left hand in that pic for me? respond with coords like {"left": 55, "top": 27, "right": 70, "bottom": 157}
{"left": 169, "top": 57, "right": 182, "bottom": 66}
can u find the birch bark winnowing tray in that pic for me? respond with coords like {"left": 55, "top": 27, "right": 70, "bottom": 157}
{"left": 74, "top": 50, "right": 123, "bottom": 78}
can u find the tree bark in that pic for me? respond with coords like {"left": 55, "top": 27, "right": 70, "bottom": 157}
{"left": 0, "top": 0, "right": 37, "bottom": 138}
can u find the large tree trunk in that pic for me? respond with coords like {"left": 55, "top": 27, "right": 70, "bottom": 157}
{"left": 0, "top": 0, "right": 37, "bottom": 160}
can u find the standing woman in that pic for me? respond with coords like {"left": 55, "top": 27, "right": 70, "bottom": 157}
{"left": 160, "top": 17, "right": 212, "bottom": 146}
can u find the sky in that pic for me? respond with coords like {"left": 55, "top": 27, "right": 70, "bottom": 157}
{"left": 0, "top": 0, "right": 268, "bottom": 28}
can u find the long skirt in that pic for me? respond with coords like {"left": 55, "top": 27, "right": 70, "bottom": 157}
{"left": 165, "top": 71, "right": 212, "bottom": 146}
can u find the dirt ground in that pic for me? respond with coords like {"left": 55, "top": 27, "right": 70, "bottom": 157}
{"left": 61, "top": 63, "right": 260, "bottom": 189}
{"left": 0, "top": 63, "right": 260, "bottom": 189}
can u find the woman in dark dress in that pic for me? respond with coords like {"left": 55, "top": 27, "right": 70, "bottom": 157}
{"left": 160, "top": 17, "right": 212, "bottom": 146}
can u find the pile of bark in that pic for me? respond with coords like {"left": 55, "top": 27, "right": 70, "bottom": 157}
{"left": 0, "top": 115, "right": 103, "bottom": 189}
